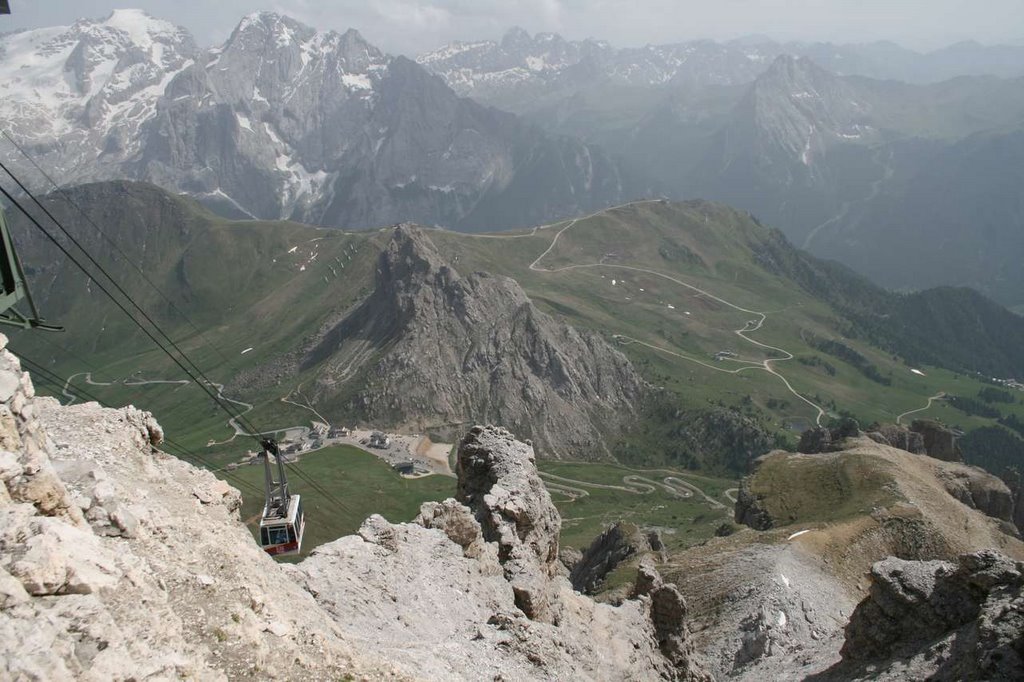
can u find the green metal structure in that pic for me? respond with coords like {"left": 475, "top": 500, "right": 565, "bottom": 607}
{"left": 0, "top": 205, "right": 61, "bottom": 331}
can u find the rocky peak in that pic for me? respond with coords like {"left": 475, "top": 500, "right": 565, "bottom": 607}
{"left": 212, "top": 13, "right": 386, "bottom": 106}
{"left": 751, "top": 54, "right": 854, "bottom": 103}
{"left": 373, "top": 225, "right": 489, "bottom": 324}
{"left": 381, "top": 224, "right": 455, "bottom": 279}
{"left": 305, "top": 226, "right": 646, "bottom": 459}
{"left": 335, "top": 28, "right": 382, "bottom": 69}
{"left": 64, "top": 10, "right": 195, "bottom": 93}
{"left": 229, "top": 11, "right": 312, "bottom": 45}
{"left": 224, "top": 12, "right": 383, "bottom": 72}
{"left": 0, "top": 9, "right": 195, "bottom": 145}
{"left": 727, "top": 53, "right": 874, "bottom": 172}
{"left": 501, "top": 26, "right": 534, "bottom": 51}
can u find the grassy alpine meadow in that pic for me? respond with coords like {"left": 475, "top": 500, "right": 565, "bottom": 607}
{"left": 537, "top": 460, "right": 737, "bottom": 553}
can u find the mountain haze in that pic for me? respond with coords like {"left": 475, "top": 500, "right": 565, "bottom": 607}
{"left": 422, "top": 28, "right": 1024, "bottom": 309}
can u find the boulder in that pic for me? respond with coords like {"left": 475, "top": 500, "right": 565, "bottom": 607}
{"left": 416, "top": 498, "right": 496, "bottom": 563}
{"left": 734, "top": 483, "right": 774, "bottom": 530}
{"left": 834, "top": 550, "right": 1024, "bottom": 680}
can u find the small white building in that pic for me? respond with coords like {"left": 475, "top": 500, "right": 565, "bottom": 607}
{"left": 369, "top": 431, "right": 391, "bottom": 448}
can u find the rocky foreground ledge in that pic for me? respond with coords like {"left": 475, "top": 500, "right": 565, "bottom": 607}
{"left": 291, "top": 424, "right": 711, "bottom": 681}
{"left": 0, "top": 334, "right": 709, "bottom": 680}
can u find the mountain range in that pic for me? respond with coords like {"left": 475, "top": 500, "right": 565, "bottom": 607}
{"left": 418, "top": 28, "right": 1024, "bottom": 110}
{"left": 422, "top": 28, "right": 1024, "bottom": 311}
{"left": 0, "top": 10, "right": 632, "bottom": 231}
{"left": 3, "top": 11, "right": 1024, "bottom": 308}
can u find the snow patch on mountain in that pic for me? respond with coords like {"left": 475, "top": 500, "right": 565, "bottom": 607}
{"left": 417, "top": 27, "right": 771, "bottom": 101}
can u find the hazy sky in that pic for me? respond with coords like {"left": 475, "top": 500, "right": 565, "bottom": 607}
{"left": 3, "top": 0, "right": 1023, "bottom": 56}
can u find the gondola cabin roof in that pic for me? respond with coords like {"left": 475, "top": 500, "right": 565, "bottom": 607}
{"left": 259, "top": 493, "right": 302, "bottom": 527}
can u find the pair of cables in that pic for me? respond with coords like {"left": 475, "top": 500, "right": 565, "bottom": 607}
{"left": 0, "top": 133, "right": 350, "bottom": 516}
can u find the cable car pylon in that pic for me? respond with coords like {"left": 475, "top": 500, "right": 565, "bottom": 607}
{"left": 0, "top": 205, "right": 61, "bottom": 332}
{"left": 257, "top": 438, "right": 305, "bottom": 557}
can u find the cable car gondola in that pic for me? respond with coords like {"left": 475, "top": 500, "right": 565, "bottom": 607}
{"left": 0, "top": 204, "right": 61, "bottom": 332}
{"left": 258, "top": 438, "right": 305, "bottom": 556}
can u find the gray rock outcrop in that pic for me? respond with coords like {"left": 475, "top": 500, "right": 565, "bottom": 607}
{"left": 829, "top": 550, "right": 1024, "bottom": 680}
{"left": 456, "top": 425, "right": 563, "bottom": 622}
{"left": 570, "top": 522, "right": 654, "bottom": 594}
{"left": 866, "top": 424, "right": 926, "bottom": 454}
{"left": 936, "top": 466, "right": 1016, "bottom": 524}
{"left": 0, "top": 343, "right": 707, "bottom": 679}
{"left": 633, "top": 559, "right": 714, "bottom": 682}
{"left": 798, "top": 419, "right": 862, "bottom": 455}
{"left": 734, "top": 481, "right": 774, "bottom": 530}
{"left": 910, "top": 418, "right": 963, "bottom": 462}
{"left": 1004, "top": 467, "right": 1024, "bottom": 533}
{"left": 305, "top": 226, "right": 647, "bottom": 459}
{"left": 797, "top": 427, "right": 833, "bottom": 454}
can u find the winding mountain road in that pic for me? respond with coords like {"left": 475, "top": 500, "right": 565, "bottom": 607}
{"left": 802, "top": 146, "right": 895, "bottom": 251}
{"left": 538, "top": 467, "right": 728, "bottom": 510}
{"left": 529, "top": 204, "right": 826, "bottom": 426}
{"left": 896, "top": 392, "right": 946, "bottom": 425}
{"left": 62, "top": 372, "right": 308, "bottom": 446}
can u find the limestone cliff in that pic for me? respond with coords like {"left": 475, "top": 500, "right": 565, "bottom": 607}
{"left": 305, "top": 226, "right": 647, "bottom": 459}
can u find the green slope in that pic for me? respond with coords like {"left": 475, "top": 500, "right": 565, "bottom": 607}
{"left": 8, "top": 182, "right": 1023, "bottom": 480}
